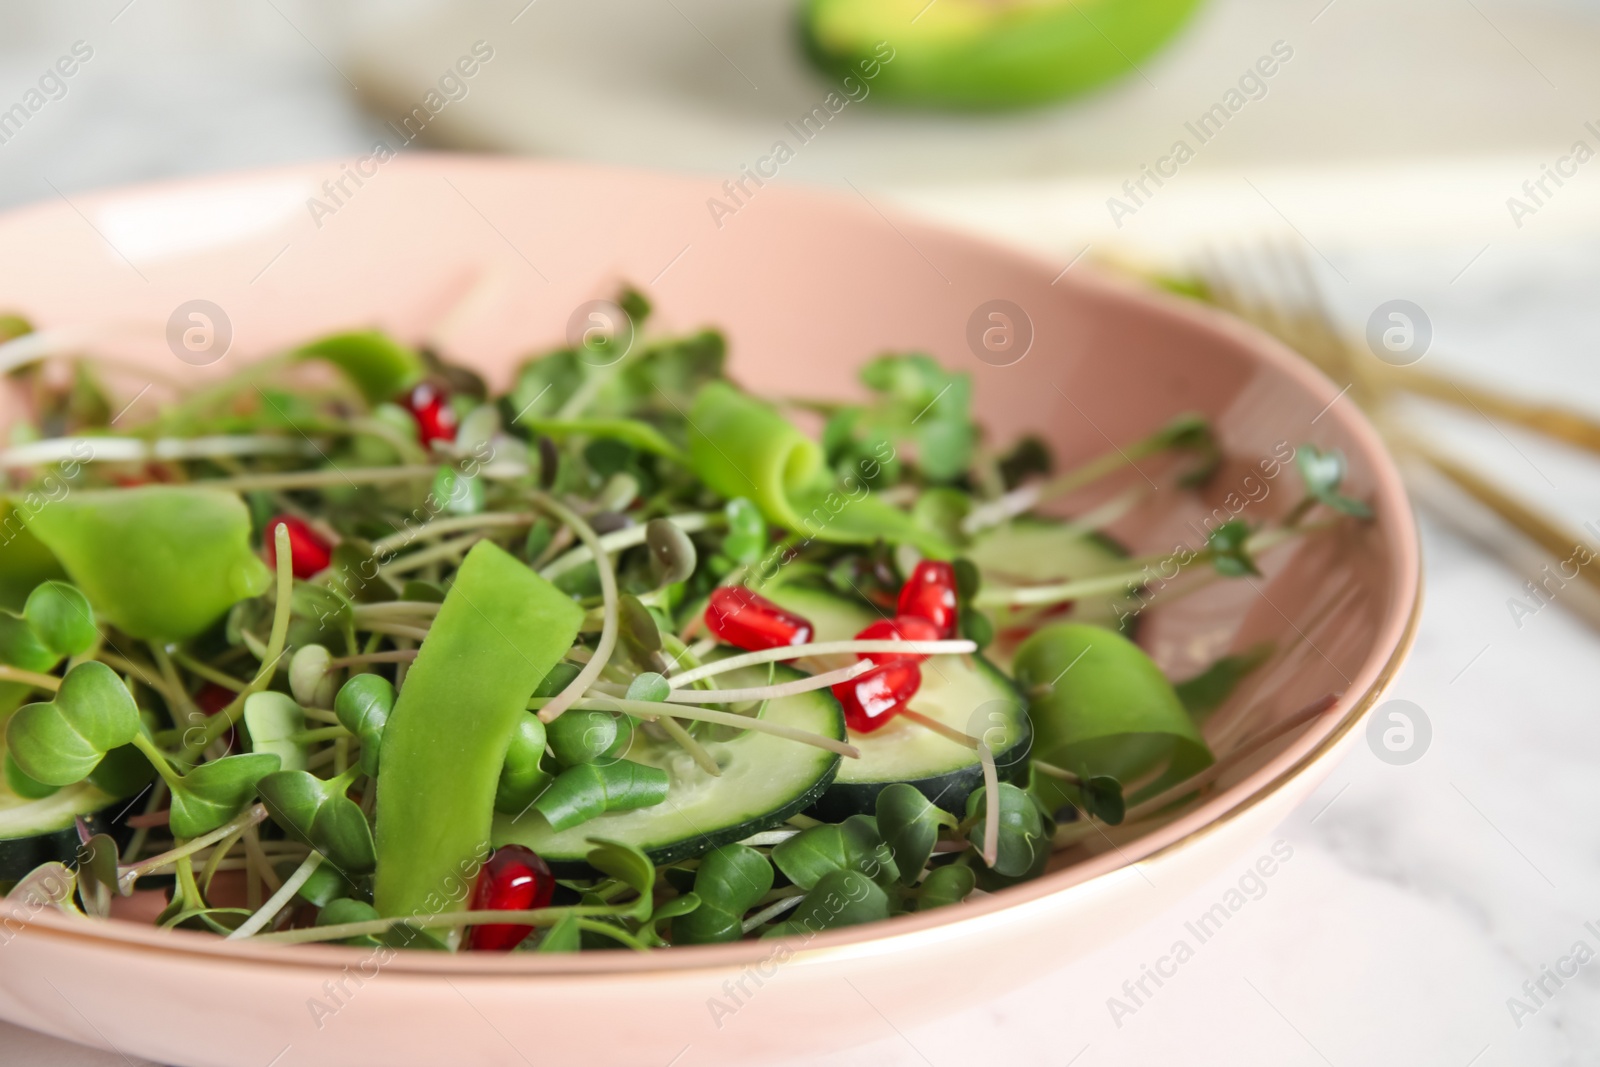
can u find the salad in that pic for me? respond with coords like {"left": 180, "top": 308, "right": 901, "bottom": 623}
{"left": 0, "top": 293, "right": 1368, "bottom": 952}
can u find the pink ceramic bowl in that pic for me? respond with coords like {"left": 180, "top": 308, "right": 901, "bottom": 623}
{"left": 0, "top": 157, "right": 1418, "bottom": 1067}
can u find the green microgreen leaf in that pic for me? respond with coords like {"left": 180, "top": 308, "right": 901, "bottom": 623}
{"left": 966, "top": 783, "right": 1050, "bottom": 878}
{"left": 4, "top": 752, "right": 58, "bottom": 798}
{"left": 875, "top": 783, "right": 956, "bottom": 886}
{"left": 1206, "top": 520, "right": 1260, "bottom": 577}
{"left": 257, "top": 768, "right": 375, "bottom": 873}
{"left": 778, "top": 868, "right": 891, "bottom": 934}
{"left": 546, "top": 709, "right": 629, "bottom": 767}
{"left": 6, "top": 661, "right": 140, "bottom": 786}
{"left": 538, "top": 913, "right": 583, "bottom": 953}
{"left": 317, "top": 897, "right": 381, "bottom": 946}
{"left": 533, "top": 759, "right": 667, "bottom": 831}
{"left": 585, "top": 837, "right": 656, "bottom": 921}
{"left": 1295, "top": 444, "right": 1373, "bottom": 518}
{"left": 335, "top": 673, "right": 394, "bottom": 777}
{"left": 722, "top": 498, "right": 767, "bottom": 565}
{"left": 0, "top": 613, "right": 59, "bottom": 673}
{"left": 293, "top": 330, "right": 425, "bottom": 404}
{"left": 671, "top": 843, "right": 773, "bottom": 945}
{"left": 772, "top": 814, "right": 897, "bottom": 891}
{"left": 494, "top": 713, "right": 551, "bottom": 815}
{"left": 645, "top": 519, "right": 698, "bottom": 588}
{"left": 1080, "top": 775, "right": 1126, "bottom": 825}
{"left": 23, "top": 581, "right": 96, "bottom": 659}
{"left": 169, "top": 753, "right": 280, "bottom": 839}
{"left": 626, "top": 672, "right": 670, "bottom": 704}
{"left": 1174, "top": 642, "right": 1274, "bottom": 720}
{"left": 242, "top": 692, "right": 308, "bottom": 773}
{"left": 915, "top": 864, "right": 977, "bottom": 911}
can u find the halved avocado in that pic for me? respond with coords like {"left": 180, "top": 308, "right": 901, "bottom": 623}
{"left": 801, "top": 0, "right": 1205, "bottom": 109}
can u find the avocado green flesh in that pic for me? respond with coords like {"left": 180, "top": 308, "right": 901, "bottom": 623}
{"left": 764, "top": 586, "right": 1031, "bottom": 819}
{"left": 802, "top": 0, "right": 1205, "bottom": 107}
{"left": 493, "top": 664, "right": 843, "bottom": 876}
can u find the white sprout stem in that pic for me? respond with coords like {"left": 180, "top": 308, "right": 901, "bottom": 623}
{"left": 0, "top": 435, "right": 316, "bottom": 470}
{"left": 660, "top": 661, "right": 873, "bottom": 704}
{"left": 227, "top": 852, "right": 325, "bottom": 940}
{"left": 533, "top": 495, "right": 619, "bottom": 724}
{"left": 355, "top": 621, "right": 431, "bottom": 643}
{"left": 351, "top": 601, "right": 443, "bottom": 621}
{"left": 974, "top": 526, "right": 1309, "bottom": 608}
{"left": 548, "top": 697, "right": 860, "bottom": 758}
{"left": 198, "top": 465, "right": 440, "bottom": 492}
{"left": 737, "top": 829, "right": 801, "bottom": 847}
{"left": 978, "top": 742, "right": 1000, "bottom": 869}
{"left": 539, "top": 512, "right": 718, "bottom": 580}
{"left": 369, "top": 512, "right": 535, "bottom": 557}
{"left": 115, "top": 805, "right": 270, "bottom": 894}
{"left": 667, "top": 640, "right": 976, "bottom": 688}
{"left": 742, "top": 894, "right": 805, "bottom": 933}
{"left": 381, "top": 532, "right": 488, "bottom": 577}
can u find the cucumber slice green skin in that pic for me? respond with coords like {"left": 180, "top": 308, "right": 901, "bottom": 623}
{"left": 764, "top": 585, "right": 1032, "bottom": 821}
{"left": 0, "top": 780, "right": 130, "bottom": 882}
{"left": 493, "top": 664, "right": 844, "bottom": 878}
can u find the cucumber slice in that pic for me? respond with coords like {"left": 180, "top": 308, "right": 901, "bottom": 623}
{"left": 764, "top": 586, "right": 1031, "bottom": 820}
{"left": 492, "top": 663, "right": 843, "bottom": 875}
{"left": 966, "top": 519, "right": 1141, "bottom": 662}
{"left": 0, "top": 766, "right": 122, "bottom": 881}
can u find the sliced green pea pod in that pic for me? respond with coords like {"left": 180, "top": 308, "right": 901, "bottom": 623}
{"left": 23, "top": 582, "right": 96, "bottom": 659}
{"left": 533, "top": 759, "right": 669, "bottom": 832}
{"left": 6, "top": 661, "right": 139, "bottom": 786}
{"left": 494, "top": 714, "right": 551, "bottom": 815}
{"left": 24, "top": 487, "right": 271, "bottom": 641}
{"left": 372, "top": 542, "right": 583, "bottom": 920}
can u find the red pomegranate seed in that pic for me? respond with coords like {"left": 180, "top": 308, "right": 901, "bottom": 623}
{"left": 897, "top": 561, "right": 959, "bottom": 638}
{"left": 263, "top": 515, "right": 333, "bottom": 579}
{"left": 195, "top": 683, "right": 234, "bottom": 716}
{"left": 854, "top": 615, "right": 942, "bottom": 666}
{"left": 404, "top": 381, "right": 458, "bottom": 445}
{"left": 467, "top": 845, "right": 556, "bottom": 952}
{"left": 833, "top": 661, "right": 921, "bottom": 734}
{"left": 705, "top": 587, "right": 813, "bottom": 651}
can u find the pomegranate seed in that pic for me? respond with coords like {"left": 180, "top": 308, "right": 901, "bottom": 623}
{"left": 854, "top": 615, "right": 942, "bottom": 666}
{"left": 404, "top": 381, "right": 458, "bottom": 445}
{"left": 195, "top": 683, "right": 234, "bottom": 716}
{"left": 833, "top": 661, "right": 921, "bottom": 734}
{"left": 897, "top": 561, "right": 959, "bottom": 638}
{"left": 467, "top": 845, "right": 556, "bottom": 952}
{"left": 263, "top": 515, "right": 333, "bottom": 579}
{"left": 705, "top": 587, "right": 813, "bottom": 651}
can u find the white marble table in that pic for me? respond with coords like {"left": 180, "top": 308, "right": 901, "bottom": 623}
{"left": 3, "top": 2, "right": 1597, "bottom": 1064}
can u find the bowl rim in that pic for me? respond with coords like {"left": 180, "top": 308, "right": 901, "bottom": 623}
{"left": 0, "top": 154, "right": 1422, "bottom": 977}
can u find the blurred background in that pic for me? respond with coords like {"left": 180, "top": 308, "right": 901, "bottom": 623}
{"left": 5, "top": 1, "right": 1600, "bottom": 1064}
